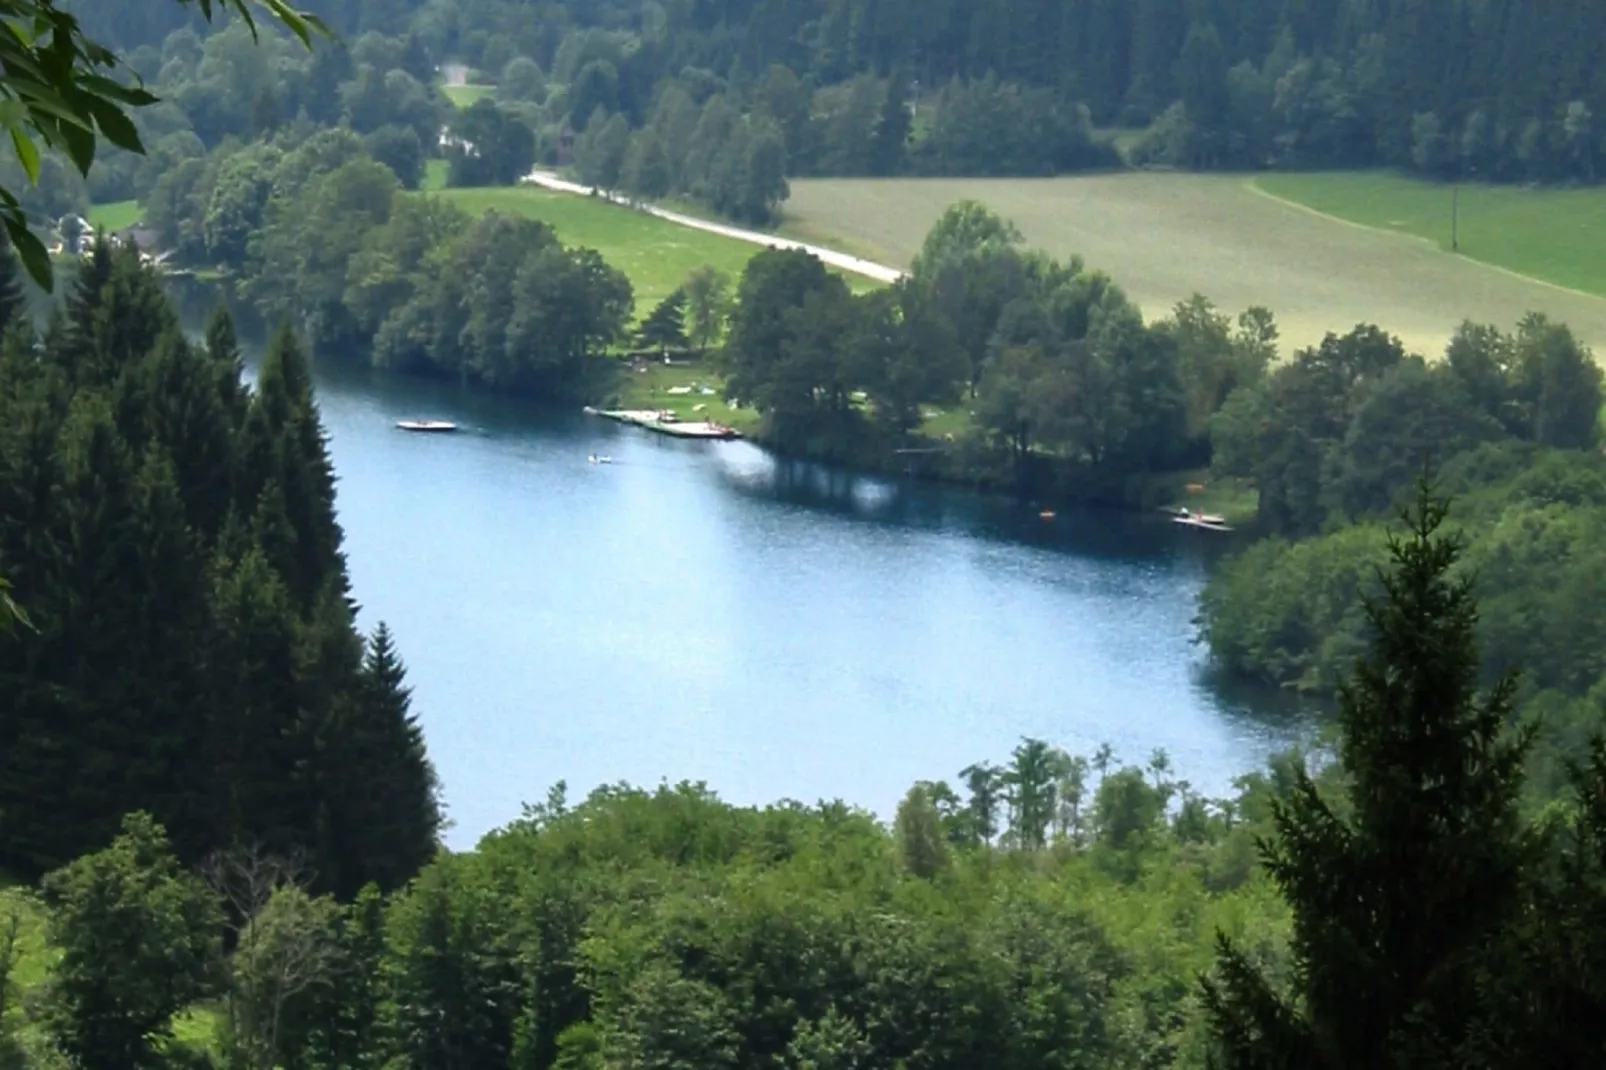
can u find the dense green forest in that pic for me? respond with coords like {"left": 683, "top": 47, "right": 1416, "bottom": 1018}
{"left": 34, "top": 0, "right": 1606, "bottom": 234}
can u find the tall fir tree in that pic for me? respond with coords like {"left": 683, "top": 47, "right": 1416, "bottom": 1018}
{"left": 1202, "top": 482, "right": 1541, "bottom": 1067}
{"left": 205, "top": 302, "right": 250, "bottom": 431}
{"left": 240, "top": 323, "right": 346, "bottom": 610}
{"left": 315, "top": 623, "right": 441, "bottom": 900}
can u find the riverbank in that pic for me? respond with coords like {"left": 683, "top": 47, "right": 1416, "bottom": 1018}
{"left": 603, "top": 357, "right": 1260, "bottom": 527}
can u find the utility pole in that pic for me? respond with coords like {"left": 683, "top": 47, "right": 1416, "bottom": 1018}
{"left": 1451, "top": 182, "right": 1459, "bottom": 252}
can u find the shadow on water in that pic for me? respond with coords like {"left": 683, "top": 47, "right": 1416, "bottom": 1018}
{"left": 706, "top": 440, "right": 1246, "bottom": 570}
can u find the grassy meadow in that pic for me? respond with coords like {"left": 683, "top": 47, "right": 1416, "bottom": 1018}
{"left": 1253, "top": 171, "right": 1606, "bottom": 298}
{"left": 430, "top": 185, "right": 878, "bottom": 316}
{"left": 432, "top": 186, "right": 765, "bottom": 313}
{"left": 783, "top": 173, "right": 1606, "bottom": 356}
{"left": 87, "top": 200, "right": 142, "bottom": 231}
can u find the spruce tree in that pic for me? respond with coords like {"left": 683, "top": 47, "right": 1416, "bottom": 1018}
{"left": 122, "top": 332, "right": 239, "bottom": 539}
{"left": 316, "top": 623, "right": 440, "bottom": 899}
{"left": 0, "top": 233, "right": 26, "bottom": 330}
{"left": 205, "top": 302, "right": 250, "bottom": 430}
{"left": 244, "top": 324, "right": 345, "bottom": 609}
{"left": 1202, "top": 482, "right": 1540, "bottom": 1068}
{"left": 205, "top": 545, "right": 316, "bottom": 858}
{"left": 59, "top": 241, "right": 176, "bottom": 393}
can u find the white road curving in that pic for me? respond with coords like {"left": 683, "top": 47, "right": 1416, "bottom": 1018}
{"left": 521, "top": 169, "right": 908, "bottom": 285}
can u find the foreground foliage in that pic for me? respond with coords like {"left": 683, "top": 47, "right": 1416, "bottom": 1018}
{"left": 1204, "top": 486, "right": 1558, "bottom": 1065}
{"left": 0, "top": 241, "right": 440, "bottom": 890}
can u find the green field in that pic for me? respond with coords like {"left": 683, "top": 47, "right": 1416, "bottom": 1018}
{"left": 1253, "top": 171, "right": 1606, "bottom": 299}
{"left": 430, "top": 185, "right": 875, "bottom": 315}
{"left": 783, "top": 173, "right": 1606, "bottom": 357}
{"left": 87, "top": 200, "right": 142, "bottom": 231}
{"left": 421, "top": 158, "right": 449, "bottom": 191}
{"left": 441, "top": 83, "right": 493, "bottom": 108}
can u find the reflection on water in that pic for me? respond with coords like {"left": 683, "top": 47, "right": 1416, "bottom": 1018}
{"left": 282, "top": 356, "right": 1322, "bottom": 846}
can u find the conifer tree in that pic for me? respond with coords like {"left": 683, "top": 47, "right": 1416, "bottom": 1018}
{"left": 637, "top": 289, "right": 689, "bottom": 354}
{"left": 316, "top": 623, "right": 441, "bottom": 899}
{"left": 206, "top": 302, "right": 250, "bottom": 430}
{"left": 243, "top": 324, "right": 345, "bottom": 609}
{"left": 1202, "top": 482, "right": 1540, "bottom": 1067}
{"left": 0, "top": 234, "right": 26, "bottom": 330}
{"left": 58, "top": 240, "right": 176, "bottom": 393}
{"left": 121, "top": 332, "right": 240, "bottom": 539}
{"left": 205, "top": 545, "right": 317, "bottom": 857}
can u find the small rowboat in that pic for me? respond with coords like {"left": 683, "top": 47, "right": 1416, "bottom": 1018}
{"left": 396, "top": 420, "right": 457, "bottom": 433}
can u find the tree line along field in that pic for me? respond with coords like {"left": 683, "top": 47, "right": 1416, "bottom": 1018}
{"left": 89, "top": 165, "right": 1606, "bottom": 359}
{"left": 782, "top": 172, "right": 1606, "bottom": 357}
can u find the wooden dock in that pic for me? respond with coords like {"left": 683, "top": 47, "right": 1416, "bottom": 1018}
{"left": 583, "top": 407, "right": 742, "bottom": 440}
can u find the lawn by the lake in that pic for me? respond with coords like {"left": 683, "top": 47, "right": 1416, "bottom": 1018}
{"left": 441, "top": 83, "right": 493, "bottom": 108}
{"left": 87, "top": 200, "right": 142, "bottom": 231}
{"left": 1253, "top": 171, "right": 1606, "bottom": 299}
{"left": 432, "top": 186, "right": 763, "bottom": 313}
{"left": 429, "top": 184, "right": 877, "bottom": 316}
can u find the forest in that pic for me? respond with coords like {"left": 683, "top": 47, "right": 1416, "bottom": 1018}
{"left": 30, "top": 0, "right": 1606, "bottom": 237}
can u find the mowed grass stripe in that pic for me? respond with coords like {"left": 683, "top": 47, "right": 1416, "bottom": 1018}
{"left": 430, "top": 185, "right": 877, "bottom": 318}
{"left": 782, "top": 173, "right": 1606, "bottom": 357}
{"left": 1253, "top": 171, "right": 1606, "bottom": 300}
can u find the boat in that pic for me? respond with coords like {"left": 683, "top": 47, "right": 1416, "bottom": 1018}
{"left": 588, "top": 454, "right": 613, "bottom": 464}
{"left": 396, "top": 419, "right": 457, "bottom": 433}
{"left": 1172, "top": 508, "right": 1233, "bottom": 532}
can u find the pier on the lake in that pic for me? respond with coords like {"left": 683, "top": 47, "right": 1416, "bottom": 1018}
{"left": 584, "top": 407, "right": 742, "bottom": 440}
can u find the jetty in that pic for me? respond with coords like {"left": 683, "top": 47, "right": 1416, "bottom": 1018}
{"left": 1170, "top": 507, "right": 1233, "bottom": 533}
{"left": 583, "top": 407, "right": 742, "bottom": 440}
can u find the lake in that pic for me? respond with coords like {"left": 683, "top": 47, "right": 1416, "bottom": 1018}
{"left": 307, "top": 364, "right": 1314, "bottom": 848}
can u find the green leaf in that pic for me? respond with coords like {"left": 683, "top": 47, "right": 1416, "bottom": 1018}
{"left": 54, "top": 117, "right": 95, "bottom": 174}
{"left": 82, "top": 95, "right": 144, "bottom": 154}
{"left": 0, "top": 574, "right": 33, "bottom": 634}
{"left": 4, "top": 213, "right": 50, "bottom": 291}
{"left": 8, "top": 126, "right": 38, "bottom": 183}
{"left": 77, "top": 75, "right": 158, "bottom": 108}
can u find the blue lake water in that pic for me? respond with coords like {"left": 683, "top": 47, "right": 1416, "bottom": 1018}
{"left": 307, "top": 365, "right": 1313, "bottom": 848}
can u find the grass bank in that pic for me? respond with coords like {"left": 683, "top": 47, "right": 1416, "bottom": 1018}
{"left": 1252, "top": 171, "right": 1606, "bottom": 299}
{"left": 604, "top": 359, "right": 762, "bottom": 436}
{"left": 782, "top": 173, "right": 1606, "bottom": 356}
